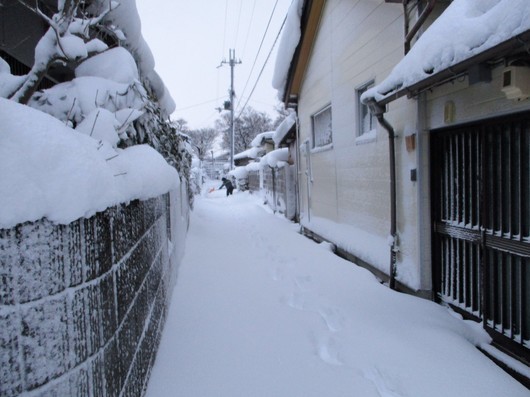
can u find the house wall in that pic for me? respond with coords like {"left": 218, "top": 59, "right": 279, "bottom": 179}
{"left": 426, "top": 65, "right": 530, "bottom": 129}
{"left": 0, "top": 186, "right": 189, "bottom": 397}
{"left": 297, "top": 0, "right": 424, "bottom": 289}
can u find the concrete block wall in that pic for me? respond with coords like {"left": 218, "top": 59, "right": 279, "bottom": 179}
{"left": 0, "top": 192, "right": 183, "bottom": 397}
{"left": 262, "top": 166, "right": 296, "bottom": 220}
{"left": 248, "top": 170, "right": 260, "bottom": 193}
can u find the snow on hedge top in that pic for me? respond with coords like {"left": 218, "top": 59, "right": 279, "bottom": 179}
{"left": 0, "top": 58, "right": 25, "bottom": 98}
{"left": 0, "top": 98, "right": 178, "bottom": 228}
{"left": 273, "top": 111, "right": 296, "bottom": 146}
{"left": 105, "top": 0, "right": 176, "bottom": 114}
{"left": 272, "top": 0, "right": 304, "bottom": 100}
{"left": 75, "top": 47, "right": 138, "bottom": 84}
{"left": 362, "top": 0, "right": 530, "bottom": 103}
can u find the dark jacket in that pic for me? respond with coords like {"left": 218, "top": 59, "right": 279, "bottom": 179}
{"left": 219, "top": 178, "right": 234, "bottom": 190}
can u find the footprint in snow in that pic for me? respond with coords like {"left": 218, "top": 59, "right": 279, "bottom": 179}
{"left": 318, "top": 306, "right": 345, "bottom": 332}
{"left": 363, "top": 367, "right": 404, "bottom": 397}
{"left": 294, "top": 275, "right": 312, "bottom": 291}
{"left": 317, "top": 336, "right": 343, "bottom": 366}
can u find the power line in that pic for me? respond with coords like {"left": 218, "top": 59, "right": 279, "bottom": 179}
{"left": 221, "top": 0, "right": 229, "bottom": 58}
{"left": 237, "top": 0, "right": 280, "bottom": 109}
{"left": 236, "top": 14, "right": 286, "bottom": 120}
{"left": 241, "top": 0, "right": 257, "bottom": 60}
{"left": 175, "top": 98, "right": 224, "bottom": 112}
{"left": 234, "top": 0, "right": 244, "bottom": 50}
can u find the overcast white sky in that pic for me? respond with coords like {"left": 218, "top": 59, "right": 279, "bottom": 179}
{"left": 135, "top": 0, "right": 292, "bottom": 130}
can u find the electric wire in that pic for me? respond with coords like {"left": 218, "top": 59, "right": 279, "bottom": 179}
{"left": 234, "top": 0, "right": 244, "bottom": 50}
{"left": 236, "top": 0, "right": 280, "bottom": 110}
{"left": 217, "top": 0, "right": 229, "bottom": 116}
{"left": 175, "top": 98, "right": 224, "bottom": 112}
{"left": 221, "top": 0, "right": 229, "bottom": 58}
{"left": 241, "top": 0, "right": 257, "bottom": 61}
{"left": 236, "top": 14, "right": 287, "bottom": 120}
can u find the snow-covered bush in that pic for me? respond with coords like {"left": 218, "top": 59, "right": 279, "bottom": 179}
{"left": 1, "top": 0, "right": 194, "bottom": 208}
{"left": 28, "top": 47, "right": 147, "bottom": 148}
{"left": 9, "top": 0, "right": 119, "bottom": 104}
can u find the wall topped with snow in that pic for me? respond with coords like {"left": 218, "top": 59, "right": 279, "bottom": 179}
{"left": 0, "top": 98, "right": 178, "bottom": 229}
{"left": 0, "top": 188, "right": 189, "bottom": 397}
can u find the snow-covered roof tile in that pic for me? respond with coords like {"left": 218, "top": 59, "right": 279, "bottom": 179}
{"left": 362, "top": 0, "right": 530, "bottom": 104}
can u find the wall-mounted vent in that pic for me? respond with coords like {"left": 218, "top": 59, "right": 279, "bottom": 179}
{"left": 501, "top": 66, "right": 530, "bottom": 100}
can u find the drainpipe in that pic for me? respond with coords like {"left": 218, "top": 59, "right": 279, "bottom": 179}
{"left": 270, "top": 166, "right": 277, "bottom": 213}
{"left": 367, "top": 99, "right": 398, "bottom": 290}
{"left": 294, "top": 114, "right": 302, "bottom": 224}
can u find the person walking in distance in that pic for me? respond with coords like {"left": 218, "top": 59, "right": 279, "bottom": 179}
{"left": 219, "top": 177, "right": 234, "bottom": 196}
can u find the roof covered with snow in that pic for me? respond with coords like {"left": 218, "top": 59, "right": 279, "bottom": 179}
{"left": 250, "top": 131, "right": 275, "bottom": 147}
{"left": 362, "top": 0, "right": 530, "bottom": 104}
{"left": 273, "top": 111, "right": 296, "bottom": 146}
{"left": 272, "top": 0, "right": 304, "bottom": 100}
{"left": 258, "top": 148, "right": 289, "bottom": 169}
{"left": 234, "top": 146, "right": 263, "bottom": 160}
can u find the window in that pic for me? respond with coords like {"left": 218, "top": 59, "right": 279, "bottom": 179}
{"left": 311, "top": 105, "right": 332, "bottom": 149}
{"left": 356, "top": 81, "right": 376, "bottom": 140}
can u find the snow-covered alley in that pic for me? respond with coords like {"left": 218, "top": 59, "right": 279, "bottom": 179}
{"left": 145, "top": 181, "right": 529, "bottom": 397}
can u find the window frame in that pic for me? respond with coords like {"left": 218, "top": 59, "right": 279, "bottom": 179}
{"left": 356, "top": 80, "right": 377, "bottom": 144}
{"left": 311, "top": 104, "right": 333, "bottom": 151}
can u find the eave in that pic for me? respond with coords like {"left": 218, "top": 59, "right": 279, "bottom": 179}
{"left": 376, "top": 29, "right": 530, "bottom": 106}
{"left": 282, "top": 0, "right": 326, "bottom": 106}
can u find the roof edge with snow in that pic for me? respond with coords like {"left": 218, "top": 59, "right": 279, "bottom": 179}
{"left": 364, "top": 29, "right": 530, "bottom": 106}
{"left": 362, "top": 0, "right": 530, "bottom": 106}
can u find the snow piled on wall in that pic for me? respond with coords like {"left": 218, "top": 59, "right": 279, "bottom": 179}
{"left": 0, "top": 98, "right": 179, "bottom": 229}
{"left": 272, "top": 0, "right": 304, "bottom": 100}
{"left": 363, "top": 0, "right": 530, "bottom": 103}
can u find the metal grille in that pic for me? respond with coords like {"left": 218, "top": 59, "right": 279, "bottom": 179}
{"left": 432, "top": 113, "right": 530, "bottom": 360}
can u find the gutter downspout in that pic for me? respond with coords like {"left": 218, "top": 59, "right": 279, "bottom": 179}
{"left": 294, "top": 113, "right": 302, "bottom": 224}
{"left": 367, "top": 99, "right": 398, "bottom": 290}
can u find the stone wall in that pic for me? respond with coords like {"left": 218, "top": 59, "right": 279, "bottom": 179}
{"left": 0, "top": 187, "right": 188, "bottom": 397}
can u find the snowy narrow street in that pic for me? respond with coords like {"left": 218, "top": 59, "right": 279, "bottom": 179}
{"left": 145, "top": 181, "right": 528, "bottom": 397}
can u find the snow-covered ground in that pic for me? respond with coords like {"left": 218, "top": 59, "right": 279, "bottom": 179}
{"left": 145, "top": 180, "right": 528, "bottom": 397}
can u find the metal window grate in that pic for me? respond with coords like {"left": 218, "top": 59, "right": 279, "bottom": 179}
{"left": 432, "top": 112, "right": 530, "bottom": 361}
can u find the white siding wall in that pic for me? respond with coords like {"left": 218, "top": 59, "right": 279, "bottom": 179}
{"left": 426, "top": 65, "right": 530, "bottom": 129}
{"left": 298, "top": 0, "right": 424, "bottom": 289}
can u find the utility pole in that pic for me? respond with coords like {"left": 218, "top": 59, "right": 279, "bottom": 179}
{"left": 218, "top": 49, "right": 241, "bottom": 170}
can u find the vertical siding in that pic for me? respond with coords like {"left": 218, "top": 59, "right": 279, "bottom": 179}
{"left": 298, "top": 0, "right": 422, "bottom": 287}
